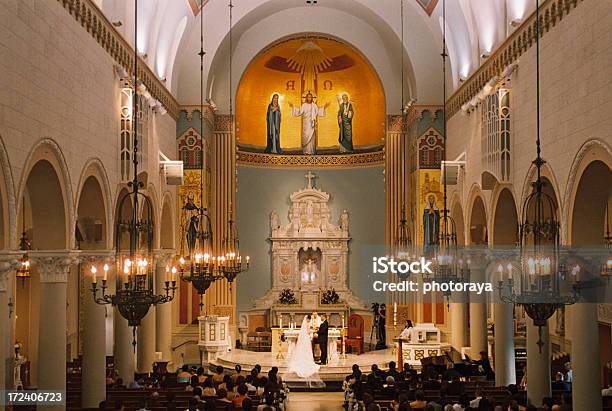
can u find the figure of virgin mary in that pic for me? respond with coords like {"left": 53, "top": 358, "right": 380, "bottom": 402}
{"left": 265, "top": 94, "right": 282, "bottom": 154}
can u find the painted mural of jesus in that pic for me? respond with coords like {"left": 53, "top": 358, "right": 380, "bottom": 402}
{"left": 289, "top": 92, "right": 330, "bottom": 154}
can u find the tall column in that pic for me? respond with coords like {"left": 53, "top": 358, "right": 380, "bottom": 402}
{"left": 0, "top": 253, "right": 19, "bottom": 390}
{"left": 526, "top": 318, "right": 550, "bottom": 407}
{"left": 114, "top": 311, "right": 135, "bottom": 384}
{"left": 81, "top": 252, "right": 113, "bottom": 408}
{"left": 137, "top": 309, "right": 156, "bottom": 373}
{"left": 32, "top": 251, "right": 79, "bottom": 411}
{"left": 211, "top": 114, "right": 237, "bottom": 331}
{"left": 155, "top": 251, "right": 174, "bottom": 366}
{"left": 468, "top": 256, "right": 488, "bottom": 356}
{"left": 571, "top": 304, "right": 601, "bottom": 411}
{"left": 449, "top": 291, "right": 468, "bottom": 360}
{"left": 494, "top": 302, "right": 516, "bottom": 386}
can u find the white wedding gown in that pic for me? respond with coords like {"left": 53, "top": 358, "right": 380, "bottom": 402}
{"left": 286, "top": 317, "right": 320, "bottom": 378}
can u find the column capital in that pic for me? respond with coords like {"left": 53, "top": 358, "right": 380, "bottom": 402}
{"left": 30, "top": 250, "right": 81, "bottom": 283}
{"left": 0, "top": 250, "right": 24, "bottom": 291}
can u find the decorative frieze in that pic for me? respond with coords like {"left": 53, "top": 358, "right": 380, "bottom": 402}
{"left": 56, "top": 0, "right": 180, "bottom": 119}
{"left": 237, "top": 150, "right": 385, "bottom": 168}
{"left": 446, "top": 0, "right": 584, "bottom": 119}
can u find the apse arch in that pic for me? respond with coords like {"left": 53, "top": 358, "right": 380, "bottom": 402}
{"left": 197, "top": 1, "right": 425, "bottom": 112}
{"left": 75, "top": 159, "right": 113, "bottom": 250}
{"left": 563, "top": 139, "right": 612, "bottom": 245}
{"left": 0, "top": 134, "right": 16, "bottom": 249}
{"left": 17, "top": 139, "right": 74, "bottom": 250}
{"left": 234, "top": 34, "right": 386, "bottom": 151}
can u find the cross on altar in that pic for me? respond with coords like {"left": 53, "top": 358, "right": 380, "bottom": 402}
{"left": 305, "top": 171, "right": 316, "bottom": 189}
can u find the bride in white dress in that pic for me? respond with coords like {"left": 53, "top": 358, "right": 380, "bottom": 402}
{"left": 286, "top": 316, "right": 320, "bottom": 379}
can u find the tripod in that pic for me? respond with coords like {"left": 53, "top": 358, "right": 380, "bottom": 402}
{"left": 369, "top": 314, "right": 379, "bottom": 351}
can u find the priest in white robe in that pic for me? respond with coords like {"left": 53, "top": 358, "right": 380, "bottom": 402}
{"left": 289, "top": 92, "right": 329, "bottom": 154}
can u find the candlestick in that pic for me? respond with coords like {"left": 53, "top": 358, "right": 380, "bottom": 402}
{"left": 103, "top": 264, "right": 109, "bottom": 281}
{"left": 91, "top": 266, "right": 97, "bottom": 283}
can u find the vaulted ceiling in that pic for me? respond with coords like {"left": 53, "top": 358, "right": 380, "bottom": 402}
{"left": 94, "top": 0, "right": 536, "bottom": 112}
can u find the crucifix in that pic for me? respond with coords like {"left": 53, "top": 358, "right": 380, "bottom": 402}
{"left": 305, "top": 170, "right": 316, "bottom": 189}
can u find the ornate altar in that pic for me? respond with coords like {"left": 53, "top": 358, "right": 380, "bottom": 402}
{"left": 396, "top": 323, "right": 451, "bottom": 367}
{"left": 245, "top": 173, "right": 368, "bottom": 334}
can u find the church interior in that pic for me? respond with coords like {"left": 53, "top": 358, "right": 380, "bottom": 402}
{"left": 0, "top": 0, "right": 611, "bottom": 410}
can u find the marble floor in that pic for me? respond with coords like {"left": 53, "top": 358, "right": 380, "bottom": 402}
{"left": 287, "top": 392, "right": 345, "bottom": 411}
{"left": 211, "top": 347, "right": 396, "bottom": 381}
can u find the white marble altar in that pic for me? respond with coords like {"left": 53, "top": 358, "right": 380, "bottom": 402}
{"left": 246, "top": 173, "right": 368, "bottom": 331}
{"left": 272, "top": 327, "right": 343, "bottom": 364}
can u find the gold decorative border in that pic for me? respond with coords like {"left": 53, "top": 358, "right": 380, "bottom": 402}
{"left": 57, "top": 0, "right": 180, "bottom": 119}
{"left": 237, "top": 150, "right": 385, "bottom": 168}
{"left": 446, "top": 0, "right": 583, "bottom": 119}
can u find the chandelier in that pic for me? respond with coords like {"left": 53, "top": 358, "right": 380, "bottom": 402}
{"left": 16, "top": 206, "right": 31, "bottom": 280}
{"left": 90, "top": 0, "right": 175, "bottom": 349}
{"left": 423, "top": 0, "right": 468, "bottom": 299}
{"left": 497, "top": 0, "right": 579, "bottom": 352}
{"left": 178, "top": 0, "right": 248, "bottom": 310}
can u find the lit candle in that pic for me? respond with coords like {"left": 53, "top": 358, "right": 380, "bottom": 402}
{"left": 279, "top": 315, "right": 283, "bottom": 329}
{"left": 103, "top": 264, "right": 109, "bottom": 281}
{"left": 506, "top": 263, "right": 513, "bottom": 280}
{"left": 171, "top": 266, "right": 177, "bottom": 282}
{"left": 607, "top": 259, "right": 612, "bottom": 270}
{"left": 91, "top": 266, "right": 97, "bottom": 283}
{"left": 179, "top": 257, "right": 185, "bottom": 266}
{"left": 342, "top": 315, "right": 345, "bottom": 329}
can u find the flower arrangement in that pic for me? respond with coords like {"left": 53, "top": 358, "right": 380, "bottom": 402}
{"left": 278, "top": 288, "right": 297, "bottom": 305}
{"left": 320, "top": 288, "right": 340, "bottom": 304}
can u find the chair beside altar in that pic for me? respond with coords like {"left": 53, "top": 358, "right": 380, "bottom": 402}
{"left": 395, "top": 323, "right": 451, "bottom": 367}
{"left": 345, "top": 313, "right": 364, "bottom": 354}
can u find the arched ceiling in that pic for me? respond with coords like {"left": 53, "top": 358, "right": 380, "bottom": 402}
{"left": 95, "top": 0, "right": 536, "bottom": 112}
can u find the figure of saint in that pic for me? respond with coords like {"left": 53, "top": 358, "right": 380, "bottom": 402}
{"left": 337, "top": 93, "right": 354, "bottom": 152}
{"left": 270, "top": 211, "right": 279, "bottom": 230}
{"left": 14, "top": 342, "right": 26, "bottom": 389}
{"left": 265, "top": 94, "right": 282, "bottom": 154}
{"left": 182, "top": 192, "right": 199, "bottom": 256}
{"left": 340, "top": 210, "right": 349, "bottom": 232}
{"left": 289, "top": 92, "right": 329, "bottom": 155}
{"left": 306, "top": 200, "right": 315, "bottom": 226}
{"left": 423, "top": 194, "right": 440, "bottom": 248}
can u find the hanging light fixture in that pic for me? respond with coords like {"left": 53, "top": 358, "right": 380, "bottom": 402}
{"left": 177, "top": 0, "right": 224, "bottom": 312}
{"left": 218, "top": 0, "right": 249, "bottom": 286}
{"left": 16, "top": 206, "right": 31, "bottom": 280}
{"left": 423, "top": 0, "right": 468, "bottom": 299}
{"left": 90, "top": 0, "right": 176, "bottom": 349}
{"left": 498, "top": 0, "right": 579, "bottom": 352}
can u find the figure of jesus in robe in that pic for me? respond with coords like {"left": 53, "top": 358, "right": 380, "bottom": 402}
{"left": 289, "top": 92, "right": 329, "bottom": 155}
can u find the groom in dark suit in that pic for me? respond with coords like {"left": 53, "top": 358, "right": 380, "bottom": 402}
{"left": 317, "top": 314, "right": 329, "bottom": 365}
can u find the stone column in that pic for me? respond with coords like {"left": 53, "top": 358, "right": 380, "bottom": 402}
{"left": 571, "top": 304, "right": 601, "bottom": 411}
{"left": 114, "top": 310, "right": 135, "bottom": 384}
{"left": 155, "top": 251, "right": 174, "bottom": 366}
{"left": 468, "top": 255, "right": 488, "bottom": 356}
{"left": 526, "top": 318, "right": 550, "bottom": 407}
{"left": 0, "top": 253, "right": 19, "bottom": 390}
{"left": 494, "top": 302, "right": 516, "bottom": 386}
{"left": 137, "top": 308, "right": 156, "bottom": 373}
{"left": 81, "top": 252, "right": 113, "bottom": 408}
{"left": 31, "top": 251, "right": 79, "bottom": 411}
{"left": 449, "top": 291, "right": 468, "bottom": 360}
